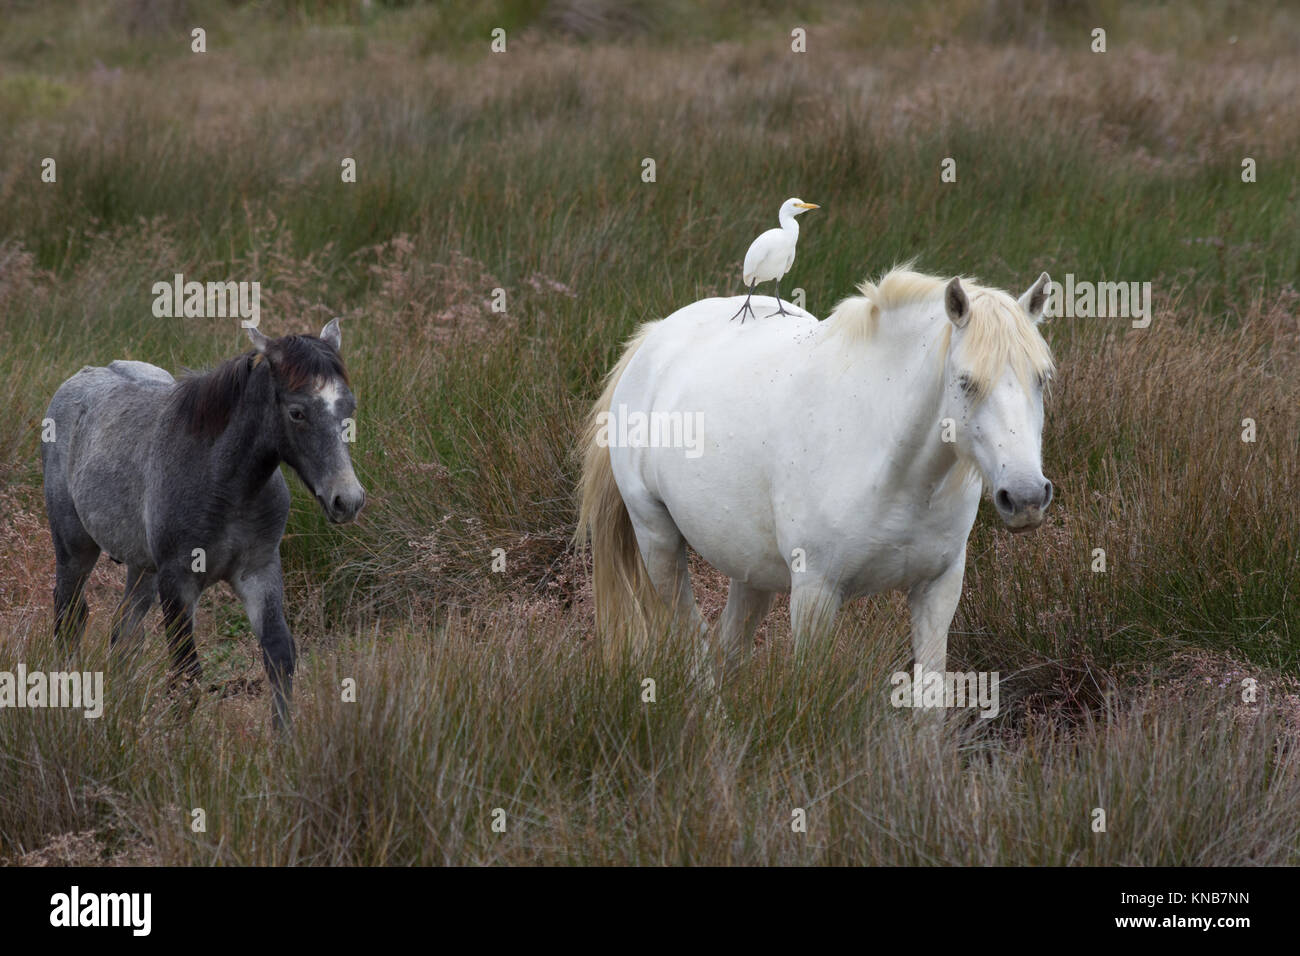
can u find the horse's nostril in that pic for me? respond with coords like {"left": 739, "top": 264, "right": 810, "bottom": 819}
{"left": 332, "top": 494, "right": 345, "bottom": 514}
{"left": 1043, "top": 480, "right": 1054, "bottom": 505}
{"left": 995, "top": 488, "right": 1014, "bottom": 512}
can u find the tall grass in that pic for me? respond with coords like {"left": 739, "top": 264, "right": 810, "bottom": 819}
{"left": 3, "top": 614, "right": 1297, "bottom": 865}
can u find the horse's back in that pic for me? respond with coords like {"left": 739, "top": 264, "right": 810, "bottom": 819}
{"left": 47, "top": 360, "right": 173, "bottom": 412}
{"left": 42, "top": 361, "right": 176, "bottom": 566}
{"left": 44, "top": 361, "right": 174, "bottom": 459}
{"left": 625, "top": 296, "right": 820, "bottom": 392}
{"left": 610, "top": 298, "right": 827, "bottom": 588}
{"left": 105, "top": 359, "right": 175, "bottom": 386}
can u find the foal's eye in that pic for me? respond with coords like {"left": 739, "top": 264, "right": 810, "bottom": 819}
{"left": 288, "top": 406, "right": 306, "bottom": 423}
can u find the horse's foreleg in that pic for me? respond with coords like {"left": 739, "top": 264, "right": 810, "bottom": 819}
{"left": 233, "top": 559, "right": 295, "bottom": 732}
{"left": 906, "top": 549, "right": 966, "bottom": 677}
{"left": 789, "top": 578, "right": 843, "bottom": 654}
{"left": 717, "top": 580, "right": 775, "bottom": 679}
{"left": 906, "top": 550, "right": 967, "bottom": 738}
{"left": 158, "top": 569, "right": 201, "bottom": 684}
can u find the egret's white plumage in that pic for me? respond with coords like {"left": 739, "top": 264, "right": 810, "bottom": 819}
{"left": 732, "top": 197, "right": 819, "bottom": 322}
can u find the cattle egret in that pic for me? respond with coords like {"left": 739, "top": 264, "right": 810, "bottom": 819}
{"left": 730, "top": 197, "right": 820, "bottom": 323}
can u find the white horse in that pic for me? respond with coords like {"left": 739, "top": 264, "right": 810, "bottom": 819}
{"left": 576, "top": 268, "right": 1055, "bottom": 679}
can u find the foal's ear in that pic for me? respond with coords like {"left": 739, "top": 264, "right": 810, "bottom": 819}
{"left": 319, "top": 317, "right": 342, "bottom": 351}
{"left": 944, "top": 277, "right": 971, "bottom": 329}
{"left": 1019, "top": 272, "right": 1052, "bottom": 324}
{"left": 247, "top": 326, "right": 271, "bottom": 353}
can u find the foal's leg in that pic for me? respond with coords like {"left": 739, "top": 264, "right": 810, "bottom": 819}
{"left": 717, "top": 579, "right": 775, "bottom": 679}
{"left": 51, "top": 524, "right": 100, "bottom": 648}
{"left": 232, "top": 558, "right": 295, "bottom": 731}
{"left": 110, "top": 566, "right": 157, "bottom": 650}
{"left": 157, "top": 567, "right": 202, "bottom": 683}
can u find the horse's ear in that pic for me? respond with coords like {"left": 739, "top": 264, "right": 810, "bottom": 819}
{"left": 247, "top": 325, "right": 271, "bottom": 353}
{"left": 945, "top": 278, "right": 970, "bottom": 328}
{"left": 1019, "top": 272, "right": 1051, "bottom": 324}
{"left": 320, "top": 318, "right": 342, "bottom": 351}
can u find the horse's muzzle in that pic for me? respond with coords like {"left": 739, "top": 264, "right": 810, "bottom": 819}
{"left": 994, "top": 479, "right": 1052, "bottom": 532}
{"left": 1003, "top": 507, "right": 1046, "bottom": 533}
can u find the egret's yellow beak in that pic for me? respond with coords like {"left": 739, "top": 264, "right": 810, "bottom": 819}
{"left": 796, "top": 202, "right": 820, "bottom": 209}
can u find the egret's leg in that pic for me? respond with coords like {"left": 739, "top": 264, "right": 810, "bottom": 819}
{"left": 765, "top": 280, "right": 791, "bottom": 318}
{"left": 729, "top": 283, "right": 758, "bottom": 324}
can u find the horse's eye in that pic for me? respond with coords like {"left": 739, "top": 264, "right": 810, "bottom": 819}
{"left": 288, "top": 406, "right": 306, "bottom": 423}
{"left": 957, "top": 375, "right": 975, "bottom": 395}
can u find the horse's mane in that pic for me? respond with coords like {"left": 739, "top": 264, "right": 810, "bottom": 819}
{"left": 824, "top": 266, "right": 1054, "bottom": 397}
{"left": 170, "top": 334, "right": 348, "bottom": 440}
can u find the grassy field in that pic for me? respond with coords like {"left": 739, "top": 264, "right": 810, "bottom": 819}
{"left": 1, "top": 0, "right": 1299, "bottom": 865}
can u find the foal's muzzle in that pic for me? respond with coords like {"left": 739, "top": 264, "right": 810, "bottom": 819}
{"left": 994, "top": 478, "right": 1053, "bottom": 532}
{"left": 319, "top": 482, "right": 366, "bottom": 524}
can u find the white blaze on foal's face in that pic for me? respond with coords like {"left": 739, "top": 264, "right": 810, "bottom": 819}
{"left": 942, "top": 275, "right": 1054, "bottom": 532}
{"left": 316, "top": 377, "right": 345, "bottom": 416}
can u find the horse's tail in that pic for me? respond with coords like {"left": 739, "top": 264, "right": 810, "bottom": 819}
{"left": 575, "top": 325, "right": 654, "bottom": 658}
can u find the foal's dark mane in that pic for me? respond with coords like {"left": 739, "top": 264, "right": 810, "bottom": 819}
{"left": 170, "top": 335, "right": 348, "bottom": 440}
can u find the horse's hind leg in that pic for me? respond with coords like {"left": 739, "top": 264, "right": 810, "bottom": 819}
{"left": 628, "top": 501, "right": 705, "bottom": 638}
{"left": 110, "top": 566, "right": 156, "bottom": 650}
{"left": 232, "top": 557, "right": 295, "bottom": 731}
{"left": 717, "top": 580, "right": 775, "bottom": 679}
{"left": 625, "top": 499, "right": 717, "bottom": 691}
{"left": 50, "top": 517, "right": 100, "bottom": 648}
